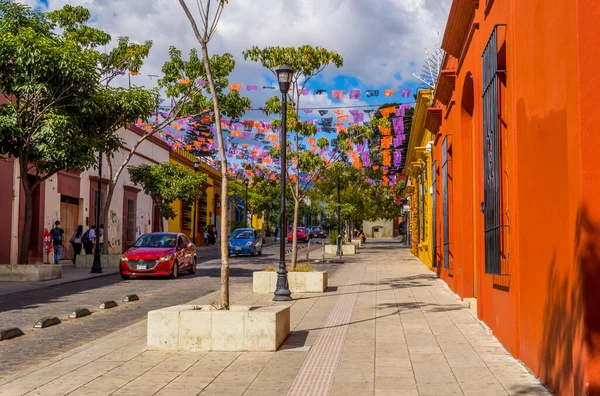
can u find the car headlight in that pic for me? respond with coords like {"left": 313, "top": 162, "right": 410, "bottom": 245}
{"left": 246, "top": 241, "right": 253, "bottom": 246}
{"left": 120, "top": 255, "right": 129, "bottom": 262}
{"left": 158, "top": 254, "right": 173, "bottom": 262}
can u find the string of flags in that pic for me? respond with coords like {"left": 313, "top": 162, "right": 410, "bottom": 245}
{"left": 118, "top": 70, "right": 413, "bottom": 100}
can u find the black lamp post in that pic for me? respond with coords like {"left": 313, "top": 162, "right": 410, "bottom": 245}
{"left": 274, "top": 64, "right": 293, "bottom": 302}
{"left": 193, "top": 158, "right": 200, "bottom": 245}
{"left": 243, "top": 179, "right": 249, "bottom": 228}
{"left": 91, "top": 152, "right": 103, "bottom": 273}
{"left": 336, "top": 173, "right": 342, "bottom": 258}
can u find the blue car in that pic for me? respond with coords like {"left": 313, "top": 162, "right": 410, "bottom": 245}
{"left": 228, "top": 228, "right": 263, "bottom": 257}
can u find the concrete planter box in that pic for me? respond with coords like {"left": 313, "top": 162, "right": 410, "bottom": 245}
{"left": 350, "top": 240, "right": 362, "bottom": 249}
{"left": 253, "top": 271, "right": 328, "bottom": 293}
{"left": 74, "top": 254, "right": 120, "bottom": 269}
{"left": 147, "top": 304, "right": 290, "bottom": 352}
{"left": 0, "top": 264, "right": 61, "bottom": 282}
{"left": 324, "top": 244, "right": 357, "bottom": 256}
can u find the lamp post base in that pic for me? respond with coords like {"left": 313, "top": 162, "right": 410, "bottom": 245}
{"left": 90, "top": 254, "right": 103, "bottom": 273}
{"left": 273, "top": 260, "right": 292, "bottom": 301}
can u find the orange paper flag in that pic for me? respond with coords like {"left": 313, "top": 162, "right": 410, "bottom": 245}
{"left": 193, "top": 141, "right": 201, "bottom": 147}
{"left": 380, "top": 107, "right": 396, "bottom": 118}
{"left": 379, "top": 126, "right": 391, "bottom": 135}
{"left": 185, "top": 144, "right": 192, "bottom": 151}
{"left": 144, "top": 124, "right": 152, "bottom": 131}
{"left": 384, "top": 89, "right": 396, "bottom": 97}
{"left": 337, "top": 115, "right": 349, "bottom": 123}
{"left": 179, "top": 78, "right": 191, "bottom": 84}
{"left": 333, "top": 110, "right": 344, "bottom": 116}
{"left": 172, "top": 123, "right": 182, "bottom": 130}
{"left": 230, "top": 84, "right": 242, "bottom": 91}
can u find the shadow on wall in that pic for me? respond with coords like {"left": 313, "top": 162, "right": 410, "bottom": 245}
{"left": 540, "top": 203, "right": 600, "bottom": 395}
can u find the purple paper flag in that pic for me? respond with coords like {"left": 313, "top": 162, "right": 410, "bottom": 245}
{"left": 352, "top": 112, "right": 365, "bottom": 123}
{"left": 393, "top": 117, "right": 404, "bottom": 135}
{"left": 198, "top": 80, "right": 208, "bottom": 85}
{"left": 260, "top": 121, "right": 271, "bottom": 129}
{"left": 396, "top": 107, "right": 405, "bottom": 117}
{"left": 246, "top": 85, "right": 258, "bottom": 91}
{"left": 303, "top": 109, "right": 313, "bottom": 115}
{"left": 349, "top": 110, "right": 359, "bottom": 116}
{"left": 350, "top": 89, "right": 361, "bottom": 100}
{"left": 307, "top": 119, "right": 317, "bottom": 125}
{"left": 401, "top": 89, "right": 412, "bottom": 98}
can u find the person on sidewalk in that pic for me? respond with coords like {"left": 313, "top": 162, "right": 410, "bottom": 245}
{"left": 50, "top": 220, "right": 64, "bottom": 264}
{"left": 213, "top": 225, "right": 218, "bottom": 245}
{"left": 98, "top": 224, "right": 104, "bottom": 254}
{"left": 70, "top": 225, "right": 83, "bottom": 264}
{"left": 203, "top": 229, "right": 209, "bottom": 246}
{"left": 83, "top": 225, "right": 96, "bottom": 255}
{"left": 207, "top": 226, "right": 215, "bottom": 246}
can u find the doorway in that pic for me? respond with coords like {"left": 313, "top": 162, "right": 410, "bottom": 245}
{"left": 60, "top": 195, "right": 80, "bottom": 261}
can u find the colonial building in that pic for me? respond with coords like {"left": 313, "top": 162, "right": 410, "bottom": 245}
{"left": 1, "top": 125, "right": 170, "bottom": 264}
{"left": 403, "top": 89, "right": 434, "bottom": 268}
{"left": 427, "top": 0, "right": 600, "bottom": 393}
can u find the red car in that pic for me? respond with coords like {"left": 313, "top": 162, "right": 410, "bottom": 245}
{"left": 119, "top": 232, "right": 197, "bottom": 280}
{"left": 287, "top": 227, "right": 309, "bottom": 243}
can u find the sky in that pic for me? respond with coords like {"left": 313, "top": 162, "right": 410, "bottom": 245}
{"left": 20, "top": 0, "right": 452, "bottom": 175}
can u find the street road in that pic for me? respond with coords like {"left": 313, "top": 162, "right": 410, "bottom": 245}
{"left": 0, "top": 241, "right": 328, "bottom": 378}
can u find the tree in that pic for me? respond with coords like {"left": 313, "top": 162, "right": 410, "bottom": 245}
{"left": 179, "top": 0, "right": 251, "bottom": 309}
{"left": 228, "top": 176, "right": 280, "bottom": 234}
{"left": 244, "top": 45, "right": 370, "bottom": 269}
{"left": 0, "top": 2, "right": 123, "bottom": 263}
{"left": 128, "top": 163, "right": 207, "bottom": 230}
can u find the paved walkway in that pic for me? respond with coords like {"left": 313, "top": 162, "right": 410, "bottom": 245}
{"left": 0, "top": 240, "right": 551, "bottom": 396}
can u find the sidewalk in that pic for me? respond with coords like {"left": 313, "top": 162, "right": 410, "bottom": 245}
{"left": 0, "top": 264, "right": 119, "bottom": 297}
{"left": 0, "top": 240, "right": 551, "bottom": 396}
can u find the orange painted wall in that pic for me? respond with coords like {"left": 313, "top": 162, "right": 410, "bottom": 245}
{"left": 434, "top": 0, "right": 600, "bottom": 394}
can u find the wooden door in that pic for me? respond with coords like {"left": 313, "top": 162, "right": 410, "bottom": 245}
{"left": 60, "top": 198, "right": 79, "bottom": 260}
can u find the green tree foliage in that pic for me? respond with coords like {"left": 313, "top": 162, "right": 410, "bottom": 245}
{"left": 243, "top": 45, "right": 371, "bottom": 268}
{"left": 128, "top": 163, "right": 207, "bottom": 231}
{"left": 0, "top": 1, "right": 130, "bottom": 263}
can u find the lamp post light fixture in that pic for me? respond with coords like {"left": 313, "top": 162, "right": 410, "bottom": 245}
{"left": 243, "top": 179, "right": 249, "bottom": 228}
{"left": 273, "top": 64, "right": 293, "bottom": 302}
{"left": 193, "top": 158, "right": 200, "bottom": 245}
{"left": 91, "top": 152, "right": 103, "bottom": 273}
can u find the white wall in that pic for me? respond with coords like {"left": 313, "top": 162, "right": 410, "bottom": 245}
{"left": 44, "top": 126, "right": 169, "bottom": 255}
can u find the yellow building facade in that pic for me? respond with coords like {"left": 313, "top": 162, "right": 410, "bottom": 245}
{"left": 403, "top": 89, "right": 434, "bottom": 268}
{"left": 168, "top": 149, "right": 222, "bottom": 246}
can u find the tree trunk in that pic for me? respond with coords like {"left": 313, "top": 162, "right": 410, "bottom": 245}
{"left": 290, "top": 193, "right": 300, "bottom": 270}
{"left": 18, "top": 158, "right": 33, "bottom": 264}
{"left": 102, "top": 182, "right": 115, "bottom": 255}
{"left": 200, "top": 42, "right": 229, "bottom": 309}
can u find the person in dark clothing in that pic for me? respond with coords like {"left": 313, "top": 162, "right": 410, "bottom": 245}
{"left": 70, "top": 225, "right": 83, "bottom": 264}
{"left": 207, "top": 226, "right": 215, "bottom": 246}
{"left": 50, "top": 220, "right": 64, "bottom": 264}
{"left": 83, "top": 225, "right": 96, "bottom": 254}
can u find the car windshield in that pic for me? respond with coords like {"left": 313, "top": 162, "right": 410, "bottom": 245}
{"left": 231, "top": 230, "right": 253, "bottom": 239}
{"left": 298, "top": 228, "right": 306, "bottom": 232}
{"left": 134, "top": 234, "right": 176, "bottom": 248}
{"left": 313, "top": 227, "right": 323, "bottom": 231}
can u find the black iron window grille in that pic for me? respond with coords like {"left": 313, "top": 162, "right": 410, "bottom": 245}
{"left": 432, "top": 161, "right": 437, "bottom": 267}
{"left": 482, "top": 24, "right": 507, "bottom": 275}
{"left": 442, "top": 136, "right": 452, "bottom": 269}
{"left": 420, "top": 166, "right": 427, "bottom": 243}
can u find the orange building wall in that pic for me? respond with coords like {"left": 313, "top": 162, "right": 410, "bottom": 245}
{"left": 433, "top": 0, "right": 600, "bottom": 394}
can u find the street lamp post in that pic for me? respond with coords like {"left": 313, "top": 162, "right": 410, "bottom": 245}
{"left": 193, "top": 158, "right": 200, "bottom": 245}
{"left": 273, "top": 64, "right": 293, "bottom": 302}
{"left": 336, "top": 173, "right": 342, "bottom": 258}
{"left": 91, "top": 152, "right": 103, "bottom": 273}
{"left": 243, "top": 179, "right": 249, "bottom": 228}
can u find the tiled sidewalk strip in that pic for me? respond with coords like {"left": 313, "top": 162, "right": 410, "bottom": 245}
{"left": 287, "top": 264, "right": 366, "bottom": 396}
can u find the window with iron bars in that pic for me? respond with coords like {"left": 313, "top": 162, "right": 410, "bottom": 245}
{"left": 482, "top": 24, "right": 508, "bottom": 275}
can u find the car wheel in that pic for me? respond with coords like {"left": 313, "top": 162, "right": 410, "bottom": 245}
{"left": 189, "top": 257, "right": 197, "bottom": 274}
{"left": 120, "top": 273, "right": 130, "bottom": 280}
{"left": 170, "top": 260, "right": 179, "bottom": 279}
{"left": 251, "top": 247, "right": 256, "bottom": 257}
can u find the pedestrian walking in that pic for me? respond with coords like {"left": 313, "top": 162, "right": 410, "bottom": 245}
{"left": 213, "top": 225, "right": 218, "bottom": 244}
{"left": 203, "top": 229, "right": 209, "bottom": 246}
{"left": 70, "top": 225, "right": 83, "bottom": 264}
{"left": 82, "top": 225, "right": 96, "bottom": 255}
{"left": 98, "top": 224, "right": 104, "bottom": 254}
{"left": 207, "top": 226, "right": 215, "bottom": 246}
{"left": 50, "top": 220, "right": 64, "bottom": 264}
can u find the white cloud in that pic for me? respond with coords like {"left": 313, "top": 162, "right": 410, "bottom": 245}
{"left": 25, "top": 0, "right": 451, "bottom": 92}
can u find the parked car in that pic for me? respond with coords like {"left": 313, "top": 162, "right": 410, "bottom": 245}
{"left": 309, "top": 226, "right": 325, "bottom": 238}
{"left": 287, "top": 227, "right": 309, "bottom": 243}
{"left": 119, "top": 232, "right": 197, "bottom": 280}
{"left": 228, "top": 228, "right": 262, "bottom": 256}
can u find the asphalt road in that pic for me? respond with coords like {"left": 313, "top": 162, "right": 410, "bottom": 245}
{"left": 0, "top": 241, "right": 328, "bottom": 378}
